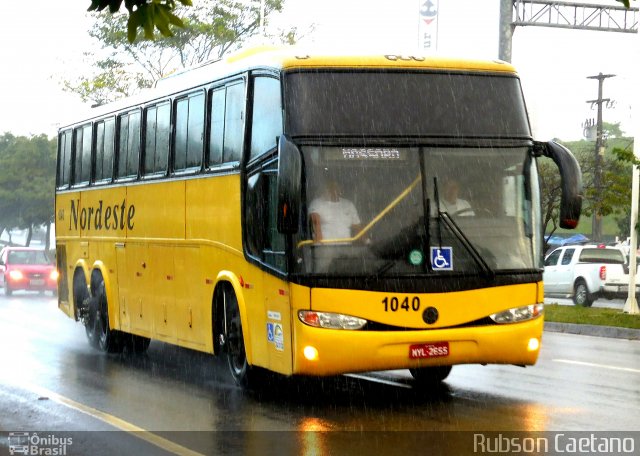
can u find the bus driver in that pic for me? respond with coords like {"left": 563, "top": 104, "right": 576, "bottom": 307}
{"left": 440, "top": 178, "right": 474, "bottom": 216}
{"left": 308, "top": 180, "right": 361, "bottom": 242}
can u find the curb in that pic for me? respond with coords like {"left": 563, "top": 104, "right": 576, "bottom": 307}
{"left": 544, "top": 321, "right": 640, "bottom": 340}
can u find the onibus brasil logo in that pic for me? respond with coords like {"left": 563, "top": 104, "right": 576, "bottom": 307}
{"left": 8, "top": 432, "right": 72, "bottom": 455}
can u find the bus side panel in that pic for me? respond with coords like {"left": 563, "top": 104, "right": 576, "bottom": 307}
{"left": 149, "top": 244, "right": 177, "bottom": 342}
{"left": 186, "top": 175, "right": 243, "bottom": 353}
{"left": 185, "top": 174, "right": 242, "bottom": 249}
{"left": 124, "top": 181, "right": 185, "bottom": 340}
{"left": 175, "top": 246, "right": 208, "bottom": 349}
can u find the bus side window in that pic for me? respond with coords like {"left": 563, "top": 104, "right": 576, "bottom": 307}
{"left": 249, "top": 76, "right": 282, "bottom": 162}
{"left": 144, "top": 102, "right": 170, "bottom": 177}
{"left": 73, "top": 123, "right": 92, "bottom": 186}
{"left": 174, "top": 92, "right": 204, "bottom": 173}
{"left": 208, "top": 80, "right": 245, "bottom": 167}
{"left": 57, "top": 130, "right": 72, "bottom": 188}
{"left": 117, "top": 110, "right": 141, "bottom": 180}
{"left": 209, "top": 87, "right": 225, "bottom": 166}
{"left": 224, "top": 82, "right": 244, "bottom": 163}
{"left": 94, "top": 117, "right": 115, "bottom": 183}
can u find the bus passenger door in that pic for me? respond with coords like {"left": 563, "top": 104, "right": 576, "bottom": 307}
{"left": 243, "top": 73, "right": 291, "bottom": 374}
{"left": 245, "top": 160, "right": 292, "bottom": 375}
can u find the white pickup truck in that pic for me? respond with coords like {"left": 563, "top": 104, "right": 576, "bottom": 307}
{"left": 543, "top": 245, "right": 638, "bottom": 306}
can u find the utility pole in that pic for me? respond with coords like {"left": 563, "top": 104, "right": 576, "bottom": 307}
{"left": 586, "top": 73, "right": 615, "bottom": 242}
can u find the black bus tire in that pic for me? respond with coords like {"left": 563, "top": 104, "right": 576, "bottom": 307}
{"left": 409, "top": 365, "right": 452, "bottom": 385}
{"left": 90, "top": 277, "right": 124, "bottom": 353}
{"left": 223, "top": 286, "right": 266, "bottom": 389}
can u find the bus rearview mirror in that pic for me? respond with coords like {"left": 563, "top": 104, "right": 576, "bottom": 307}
{"left": 540, "top": 141, "right": 583, "bottom": 229}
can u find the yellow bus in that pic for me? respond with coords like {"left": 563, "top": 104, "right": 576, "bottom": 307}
{"left": 55, "top": 47, "right": 582, "bottom": 388}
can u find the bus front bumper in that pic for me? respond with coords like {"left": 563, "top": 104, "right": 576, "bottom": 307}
{"left": 292, "top": 314, "right": 544, "bottom": 376}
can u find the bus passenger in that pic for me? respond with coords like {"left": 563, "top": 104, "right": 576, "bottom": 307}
{"left": 308, "top": 180, "right": 361, "bottom": 242}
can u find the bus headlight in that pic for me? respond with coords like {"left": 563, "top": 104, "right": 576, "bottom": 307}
{"left": 298, "top": 310, "right": 367, "bottom": 330}
{"left": 490, "top": 304, "right": 543, "bottom": 324}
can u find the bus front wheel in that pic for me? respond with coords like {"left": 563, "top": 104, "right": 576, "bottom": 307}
{"left": 409, "top": 365, "right": 452, "bottom": 385}
{"left": 223, "top": 287, "right": 264, "bottom": 389}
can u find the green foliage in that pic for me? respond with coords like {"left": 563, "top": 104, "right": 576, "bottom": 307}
{"left": 540, "top": 137, "right": 634, "bottom": 239}
{"left": 0, "top": 133, "right": 56, "bottom": 245}
{"left": 88, "top": 0, "right": 193, "bottom": 42}
{"left": 602, "top": 121, "right": 624, "bottom": 139}
{"left": 544, "top": 304, "right": 640, "bottom": 329}
{"left": 70, "top": 0, "right": 288, "bottom": 105}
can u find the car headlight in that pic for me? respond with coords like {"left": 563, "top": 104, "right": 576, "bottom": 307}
{"left": 298, "top": 310, "right": 367, "bottom": 330}
{"left": 50, "top": 270, "right": 60, "bottom": 281}
{"left": 490, "top": 304, "right": 543, "bottom": 324}
{"left": 9, "top": 270, "right": 24, "bottom": 281}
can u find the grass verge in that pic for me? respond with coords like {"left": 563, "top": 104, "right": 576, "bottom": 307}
{"left": 544, "top": 304, "right": 640, "bottom": 329}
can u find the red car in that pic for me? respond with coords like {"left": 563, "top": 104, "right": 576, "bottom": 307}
{"left": 0, "top": 247, "right": 59, "bottom": 296}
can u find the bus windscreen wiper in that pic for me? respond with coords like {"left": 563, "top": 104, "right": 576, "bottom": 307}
{"left": 433, "top": 178, "right": 495, "bottom": 279}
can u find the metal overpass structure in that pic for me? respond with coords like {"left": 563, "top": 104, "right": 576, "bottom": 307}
{"left": 499, "top": 0, "right": 638, "bottom": 61}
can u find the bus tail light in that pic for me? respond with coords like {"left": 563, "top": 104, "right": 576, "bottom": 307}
{"left": 298, "top": 310, "right": 367, "bottom": 330}
{"left": 490, "top": 304, "right": 543, "bottom": 324}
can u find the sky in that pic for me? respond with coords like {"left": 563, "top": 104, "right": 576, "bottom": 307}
{"left": 0, "top": 0, "right": 637, "bottom": 141}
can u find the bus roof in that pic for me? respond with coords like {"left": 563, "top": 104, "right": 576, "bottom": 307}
{"left": 60, "top": 46, "right": 518, "bottom": 129}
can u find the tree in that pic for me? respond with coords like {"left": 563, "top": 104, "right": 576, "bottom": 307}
{"left": 0, "top": 133, "right": 57, "bottom": 249}
{"left": 539, "top": 137, "right": 634, "bottom": 241}
{"left": 88, "top": 0, "right": 193, "bottom": 42}
{"left": 68, "top": 0, "right": 290, "bottom": 105}
{"left": 538, "top": 156, "right": 562, "bottom": 241}
{"left": 86, "top": 1, "right": 636, "bottom": 43}
{"left": 602, "top": 121, "right": 624, "bottom": 140}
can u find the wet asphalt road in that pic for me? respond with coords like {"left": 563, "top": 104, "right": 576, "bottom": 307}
{"left": 0, "top": 292, "right": 638, "bottom": 455}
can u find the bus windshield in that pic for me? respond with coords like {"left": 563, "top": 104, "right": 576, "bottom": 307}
{"left": 284, "top": 71, "right": 530, "bottom": 138}
{"left": 293, "top": 145, "right": 542, "bottom": 276}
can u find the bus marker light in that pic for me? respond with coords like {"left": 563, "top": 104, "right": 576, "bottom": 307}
{"left": 303, "top": 346, "right": 319, "bottom": 361}
{"left": 527, "top": 338, "right": 540, "bottom": 352}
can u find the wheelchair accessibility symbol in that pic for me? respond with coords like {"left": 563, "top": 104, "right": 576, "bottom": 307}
{"left": 430, "top": 247, "right": 453, "bottom": 271}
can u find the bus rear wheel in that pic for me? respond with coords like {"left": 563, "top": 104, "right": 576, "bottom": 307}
{"left": 409, "top": 365, "right": 452, "bottom": 385}
{"left": 88, "top": 278, "right": 123, "bottom": 353}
